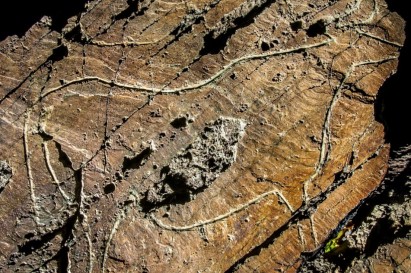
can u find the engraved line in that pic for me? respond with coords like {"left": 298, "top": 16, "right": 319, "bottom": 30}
{"left": 40, "top": 38, "right": 333, "bottom": 99}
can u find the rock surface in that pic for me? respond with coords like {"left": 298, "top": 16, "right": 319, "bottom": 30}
{"left": 299, "top": 145, "right": 411, "bottom": 272}
{"left": 0, "top": 0, "right": 407, "bottom": 272}
{"left": 0, "top": 161, "right": 12, "bottom": 193}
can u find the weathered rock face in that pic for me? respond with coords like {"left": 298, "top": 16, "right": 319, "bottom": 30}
{"left": 0, "top": 0, "right": 406, "bottom": 272}
{"left": 145, "top": 117, "right": 246, "bottom": 208}
{"left": 299, "top": 145, "right": 411, "bottom": 273}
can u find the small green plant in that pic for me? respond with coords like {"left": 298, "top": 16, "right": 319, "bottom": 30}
{"left": 324, "top": 224, "right": 353, "bottom": 254}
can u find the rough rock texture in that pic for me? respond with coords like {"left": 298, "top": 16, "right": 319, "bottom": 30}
{"left": 0, "top": 161, "right": 12, "bottom": 193}
{"left": 299, "top": 145, "right": 411, "bottom": 272}
{"left": 145, "top": 117, "right": 246, "bottom": 208}
{"left": 0, "top": 0, "right": 407, "bottom": 272}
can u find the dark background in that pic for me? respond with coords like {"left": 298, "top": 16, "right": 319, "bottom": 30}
{"left": 378, "top": 1, "right": 411, "bottom": 149}
{"left": 0, "top": 0, "right": 86, "bottom": 41}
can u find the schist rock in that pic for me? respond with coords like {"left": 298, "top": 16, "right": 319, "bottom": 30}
{"left": 0, "top": 0, "right": 407, "bottom": 272}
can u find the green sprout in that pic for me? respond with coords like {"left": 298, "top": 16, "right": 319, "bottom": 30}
{"left": 324, "top": 225, "right": 353, "bottom": 254}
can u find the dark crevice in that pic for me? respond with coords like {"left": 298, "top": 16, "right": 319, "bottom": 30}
{"left": 11, "top": 213, "right": 77, "bottom": 260}
{"left": 298, "top": 152, "right": 411, "bottom": 272}
{"left": 123, "top": 0, "right": 155, "bottom": 20}
{"left": 364, "top": 218, "right": 408, "bottom": 256}
{"left": 0, "top": 161, "right": 13, "bottom": 194}
{"left": 200, "top": 0, "right": 277, "bottom": 56}
{"left": 95, "top": 0, "right": 154, "bottom": 38}
{"left": 54, "top": 141, "right": 74, "bottom": 170}
{"left": 113, "top": 0, "right": 141, "bottom": 21}
{"left": 0, "top": 0, "right": 87, "bottom": 41}
{"left": 48, "top": 44, "right": 69, "bottom": 63}
{"left": 64, "top": 25, "right": 84, "bottom": 43}
{"left": 156, "top": 15, "right": 204, "bottom": 53}
{"left": 306, "top": 19, "right": 326, "bottom": 37}
{"left": 121, "top": 147, "right": 152, "bottom": 173}
{"left": 0, "top": 43, "right": 69, "bottom": 105}
{"left": 16, "top": 229, "right": 56, "bottom": 256}
{"left": 140, "top": 172, "right": 193, "bottom": 213}
{"left": 170, "top": 116, "right": 188, "bottom": 129}
{"left": 38, "top": 131, "right": 53, "bottom": 141}
{"left": 0, "top": 63, "right": 42, "bottom": 105}
{"left": 108, "top": 255, "right": 126, "bottom": 263}
{"left": 151, "top": 0, "right": 222, "bottom": 57}
{"left": 150, "top": 13, "right": 206, "bottom": 58}
{"left": 260, "top": 41, "right": 270, "bottom": 51}
{"left": 225, "top": 213, "right": 296, "bottom": 272}
{"left": 290, "top": 20, "right": 303, "bottom": 32}
{"left": 225, "top": 164, "right": 356, "bottom": 272}
{"left": 298, "top": 5, "right": 411, "bottom": 262}
{"left": 57, "top": 215, "right": 78, "bottom": 273}
{"left": 73, "top": 169, "right": 83, "bottom": 201}
{"left": 29, "top": 245, "right": 70, "bottom": 273}
{"left": 170, "top": 16, "right": 204, "bottom": 37}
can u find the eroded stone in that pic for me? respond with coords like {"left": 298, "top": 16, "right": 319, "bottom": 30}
{"left": 145, "top": 117, "right": 246, "bottom": 206}
{"left": 0, "top": 160, "right": 12, "bottom": 192}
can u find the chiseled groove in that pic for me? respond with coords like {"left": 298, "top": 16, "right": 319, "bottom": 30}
{"left": 85, "top": 231, "right": 94, "bottom": 273}
{"left": 151, "top": 187, "right": 292, "bottom": 231}
{"left": 8, "top": 2, "right": 399, "bottom": 270}
{"left": 102, "top": 192, "right": 138, "bottom": 273}
{"left": 102, "top": 211, "right": 124, "bottom": 273}
{"left": 39, "top": 37, "right": 333, "bottom": 100}
{"left": 225, "top": 143, "right": 386, "bottom": 273}
{"left": 43, "top": 142, "right": 73, "bottom": 202}
{"left": 356, "top": 28, "right": 404, "bottom": 48}
{"left": 302, "top": 55, "right": 398, "bottom": 202}
{"left": 23, "top": 111, "right": 41, "bottom": 225}
{"left": 224, "top": 56, "right": 397, "bottom": 272}
{"left": 297, "top": 146, "right": 410, "bottom": 272}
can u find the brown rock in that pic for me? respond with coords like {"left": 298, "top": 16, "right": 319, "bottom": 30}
{"left": 0, "top": 0, "right": 406, "bottom": 272}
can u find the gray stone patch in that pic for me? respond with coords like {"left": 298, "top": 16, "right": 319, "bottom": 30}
{"left": 145, "top": 117, "right": 246, "bottom": 207}
{"left": 0, "top": 160, "right": 12, "bottom": 192}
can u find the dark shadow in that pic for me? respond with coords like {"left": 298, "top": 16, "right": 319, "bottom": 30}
{"left": 199, "top": 0, "right": 278, "bottom": 55}
{"left": 121, "top": 147, "right": 152, "bottom": 173}
{"left": 0, "top": 0, "right": 87, "bottom": 41}
{"left": 306, "top": 19, "right": 326, "bottom": 37}
{"left": 375, "top": 1, "right": 411, "bottom": 149}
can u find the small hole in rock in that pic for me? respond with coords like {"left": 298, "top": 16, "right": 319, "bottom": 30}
{"left": 170, "top": 116, "right": 188, "bottom": 128}
{"left": 104, "top": 183, "right": 116, "bottom": 194}
{"left": 306, "top": 19, "right": 326, "bottom": 37}
{"left": 207, "top": 158, "right": 218, "bottom": 170}
{"left": 290, "top": 21, "right": 303, "bottom": 31}
{"left": 115, "top": 171, "right": 123, "bottom": 181}
{"left": 261, "top": 41, "right": 270, "bottom": 51}
{"left": 24, "top": 232, "right": 35, "bottom": 239}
